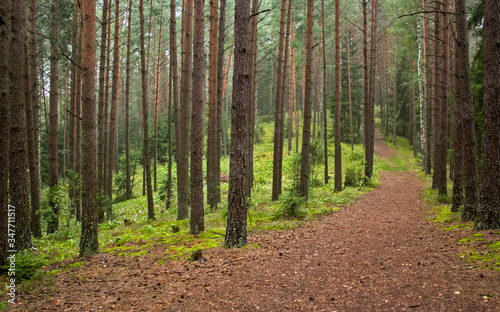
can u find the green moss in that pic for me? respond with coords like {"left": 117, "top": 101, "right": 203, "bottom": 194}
{"left": 432, "top": 206, "right": 460, "bottom": 223}
{"left": 444, "top": 224, "right": 473, "bottom": 231}
{"left": 47, "top": 270, "right": 59, "bottom": 276}
{"left": 490, "top": 241, "right": 500, "bottom": 251}
{"left": 67, "top": 261, "right": 83, "bottom": 269}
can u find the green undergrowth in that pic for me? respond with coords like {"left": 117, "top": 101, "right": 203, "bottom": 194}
{"left": 4, "top": 119, "right": 382, "bottom": 294}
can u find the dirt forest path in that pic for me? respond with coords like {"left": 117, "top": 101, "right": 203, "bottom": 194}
{"left": 16, "top": 132, "right": 500, "bottom": 311}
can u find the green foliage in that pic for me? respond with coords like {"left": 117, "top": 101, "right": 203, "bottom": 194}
{"left": 344, "top": 164, "right": 363, "bottom": 187}
{"left": 98, "top": 190, "right": 112, "bottom": 221}
{"left": 1, "top": 251, "right": 47, "bottom": 282}
{"left": 283, "top": 153, "right": 302, "bottom": 192}
{"left": 274, "top": 189, "right": 306, "bottom": 219}
{"left": 40, "top": 183, "right": 71, "bottom": 234}
{"left": 344, "top": 148, "right": 365, "bottom": 187}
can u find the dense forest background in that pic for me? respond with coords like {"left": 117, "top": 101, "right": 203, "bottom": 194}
{"left": 0, "top": 0, "right": 498, "bottom": 267}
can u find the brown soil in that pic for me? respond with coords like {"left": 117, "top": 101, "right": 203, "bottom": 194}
{"left": 11, "top": 134, "right": 500, "bottom": 311}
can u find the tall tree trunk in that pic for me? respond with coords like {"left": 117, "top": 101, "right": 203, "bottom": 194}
{"left": 168, "top": 0, "right": 179, "bottom": 210}
{"left": 106, "top": 0, "right": 121, "bottom": 219}
{"left": 221, "top": 48, "right": 232, "bottom": 158}
{"left": 423, "top": 0, "right": 432, "bottom": 174}
{"left": 153, "top": 5, "right": 164, "bottom": 193}
{"left": 29, "top": 0, "right": 41, "bottom": 238}
{"left": 190, "top": 0, "right": 205, "bottom": 234}
{"left": 207, "top": 0, "right": 219, "bottom": 210}
{"left": 476, "top": 0, "right": 500, "bottom": 230}
{"left": 47, "top": 0, "right": 60, "bottom": 234}
{"left": 248, "top": 0, "right": 259, "bottom": 197}
{"left": 393, "top": 61, "right": 397, "bottom": 146}
{"left": 80, "top": 0, "right": 98, "bottom": 256}
{"left": 417, "top": 15, "right": 426, "bottom": 166}
{"left": 432, "top": 0, "right": 447, "bottom": 195}
{"left": 410, "top": 60, "right": 418, "bottom": 157}
{"left": 62, "top": 74, "right": 68, "bottom": 184}
{"left": 225, "top": 0, "right": 250, "bottom": 248}
{"left": 454, "top": 0, "right": 478, "bottom": 221}
{"left": 299, "top": 0, "right": 314, "bottom": 198}
{"left": 346, "top": 0, "right": 353, "bottom": 151}
{"left": 439, "top": 0, "right": 449, "bottom": 195}
{"left": 10, "top": 0, "right": 31, "bottom": 250}
{"left": 139, "top": 0, "right": 155, "bottom": 221}
{"left": 271, "top": 0, "right": 287, "bottom": 201}
{"left": 75, "top": 53, "right": 82, "bottom": 223}
{"left": 287, "top": 20, "right": 294, "bottom": 156}
{"left": 322, "top": 0, "right": 328, "bottom": 184}
{"left": 125, "top": 0, "right": 132, "bottom": 200}
{"left": 178, "top": 0, "right": 193, "bottom": 220}
{"left": 0, "top": 0, "right": 11, "bottom": 264}
{"left": 216, "top": 0, "right": 227, "bottom": 197}
{"left": 431, "top": 0, "right": 441, "bottom": 190}
{"left": 362, "top": 0, "right": 372, "bottom": 180}
{"left": 69, "top": 29, "right": 77, "bottom": 219}
{"left": 103, "top": 5, "right": 112, "bottom": 199}
{"left": 333, "top": 0, "right": 342, "bottom": 192}
{"left": 97, "top": 0, "right": 109, "bottom": 222}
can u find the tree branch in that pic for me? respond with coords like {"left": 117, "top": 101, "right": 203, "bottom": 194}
{"left": 398, "top": 10, "right": 454, "bottom": 19}
{"left": 251, "top": 9, "right": 270, "bottom": 18}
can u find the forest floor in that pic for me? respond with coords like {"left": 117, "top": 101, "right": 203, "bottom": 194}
{"left": 10, "top": 132, "right": 500, "bottom": 311}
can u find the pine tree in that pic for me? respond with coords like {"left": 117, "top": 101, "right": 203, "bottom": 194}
{"left": 80, "top": 0, "right": 99, "bottom": 256}
{"left": 476, "top": 0, "right": 500, "bottom": 230}
{"left": 299, "top": 0, "right": 314, "bottom": 198}
{"left": 225, "top": 0, "right": 251, "bottom": 248}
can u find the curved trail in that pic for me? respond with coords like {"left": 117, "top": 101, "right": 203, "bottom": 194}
{"left": 15, "top": 134, "right": 500, "bottom": 311}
